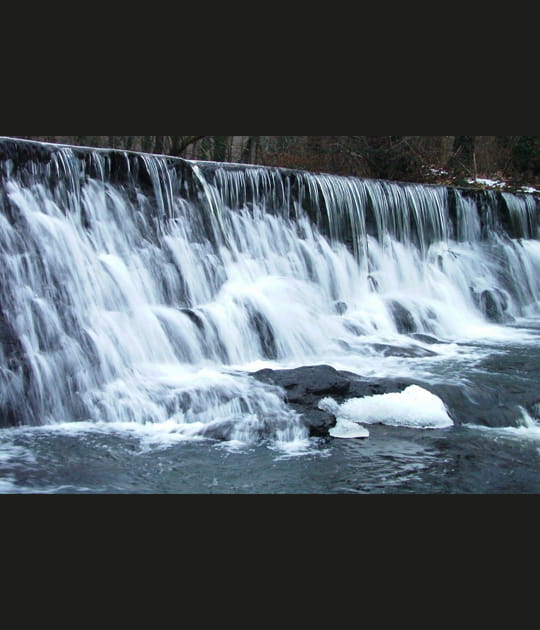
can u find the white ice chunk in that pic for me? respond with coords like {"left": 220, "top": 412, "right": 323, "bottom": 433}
{"left": 322, "top": 385, "right": 453, "bottom": 431}
{"left": 329, "top": 420, "right": 370, "bottom": 440}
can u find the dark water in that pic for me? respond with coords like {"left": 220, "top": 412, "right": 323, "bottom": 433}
{"left": 2, "top": 419, "right": 539, "bottom": 495}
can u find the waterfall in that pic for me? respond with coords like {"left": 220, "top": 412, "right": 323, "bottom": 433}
{"left": 1, "top": 138, "right": 539, "bottom": 446}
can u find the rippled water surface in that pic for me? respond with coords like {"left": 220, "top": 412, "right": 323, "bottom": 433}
{"left": 2, "top": 420, "right": 540, "bottom": 494}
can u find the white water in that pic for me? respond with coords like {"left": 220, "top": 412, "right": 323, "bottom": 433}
{"left": 1, "top": 142, "right": 539, "bottom": 450}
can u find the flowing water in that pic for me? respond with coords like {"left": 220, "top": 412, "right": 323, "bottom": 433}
{"left": 1, "top": 138, "right": 540, "bottom": 494}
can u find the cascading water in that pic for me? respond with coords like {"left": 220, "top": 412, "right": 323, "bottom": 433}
{"left": 1, "top": 138, "right": 540, "bottom": 493}
{"left": 196, "top": 160, "right": 540, "bottom": 338}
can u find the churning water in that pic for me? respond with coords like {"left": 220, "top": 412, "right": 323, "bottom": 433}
{"left": 1, "top": 138, "right": 540, "bottom": 494}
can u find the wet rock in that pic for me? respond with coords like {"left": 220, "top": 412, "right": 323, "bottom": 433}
{"left": 369, "top": 343, "right": 438, "bottom": 358}
{"left": 368, "top": 275, "right": 379, "bottom": 292}
{"left": 470, "top": 287, "right": 513, "bottom": 324}
{"left": 252, "top": 365, "right": 352, "bottom": 437}
{"left": 480, "top": 289, "right": 511, "bottom": 323}
{"left": 248, "top": 309, "right": 278, "bottom": 360}
{"left": 253, "top": 365, "right": 351, "bottom": 402}
{"left": 0, "top": 138, "right": 54, "bottom": 165}
{"left": 0, "top": 307, "right": 27, "bottom": 371}
{"left": 419, "top": 380, "right": 538, "bottom": 429}
{"left": 343, "top": 321, "right": 365, "bottom": 336}
{"left": 181, "top": 308, "right": 205, "bottom": 331}
{"left": 251, "top": 365, "right": 418, "bottom": 438}
{"left": 344, "top": 374, "right": 416, "bottom": 400}
{"left": 410, "top": 333, "right": 443, "bottom": 345}
{"left": 199, "top": 419, "right": 236, "bottom": 442}
{"left": 250, "top": 364, "right": 529, "bottom": 436}
{"left": 291, "top": 406, "right": 337, "bottom": 438}
{"left": 0, "top": 308, "right": 34, "bottom": 427}
{"left": 389, "top": 301, "right": 417, "bottom": 334}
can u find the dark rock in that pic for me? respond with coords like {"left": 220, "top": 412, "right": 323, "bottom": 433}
{"left": 253, "top": 365, "right": 351, "bottom": 402}
{"left": 248, "top": 309, "right": 278, "bottom": 360}
{"left": 410, "top": 333, "right": 443, "bottom": 345}
{"left": 0, "top": 307, "right": 25, "bottom": 369}
{"left": 0, "top": 307, "right": 36, "bottom": 428}
{"left": 181, "top": 308, "right": 205, "bottom": 331}
{"left": 418, "top": 380, "right": 538, "bottom": 429}
{"left": 251, "top": 365, "right": 420, "bottom": 438}
{"left": 369, "top": 343, "right": 438, "bottom": 358}
{"left": 335, "top": 301, "right": 348, "bottom": 315}
{"left": 344, "top": 375, "right": 416, "bottom": 400}
{"left": 470, "top": 287, "right": 513, "bottom": 324}
{"left": 0, "top": 138, "right": 54, "bottom": 165}
{"left": 368, "top": 275, "right": 379, "bottom": 291}
{"left": 252, "top": 365, "right": 354, "bottom": 437}
{"left": 480, "top": 289, "right": 511, "bottom": 323}
{"left": 199, "top": 419, "right": 236, "bottom": 442}
{"left": 389, "top": 301, "right": 417, "bottom": 334}
{"left": 290, "top": 405, "right": 337, "bottom": 438}
{"left": 251, "top": 362, "right": 538, "bottom": 435}
{"left": 343, "top": 321, "right": 365, "bottom": 336}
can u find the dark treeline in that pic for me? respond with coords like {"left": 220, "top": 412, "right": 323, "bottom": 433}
{"left": 5, "top": 135, "right": 540, "bottom": 186}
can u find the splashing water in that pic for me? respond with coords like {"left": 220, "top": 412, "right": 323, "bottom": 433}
{"left": 1, "top": 138, "right": 539, "bottom": 454}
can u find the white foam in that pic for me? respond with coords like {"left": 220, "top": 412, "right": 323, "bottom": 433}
{"left": 466, "top": 408, "right": 540, "bottom": 444}
{"left": 322, "top": 385, "right": 453, "bottom": 430}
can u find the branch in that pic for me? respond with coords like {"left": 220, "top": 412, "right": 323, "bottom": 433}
{"left": 173, "top": 136, "right": 209, "bottom": 156}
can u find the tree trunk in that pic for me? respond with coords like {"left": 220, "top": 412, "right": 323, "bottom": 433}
{"left": 450, "top": 136, "right": 476, "bottom": 178}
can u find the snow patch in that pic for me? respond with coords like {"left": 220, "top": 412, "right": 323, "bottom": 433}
{"left": 320, "top": 385, "right": 453, "bottom": 433}
{"left": 466, "top": 177, "right": 539, "bottom": 195}
{"left": 467, "top": 177, "right": 507, "bottom": 189}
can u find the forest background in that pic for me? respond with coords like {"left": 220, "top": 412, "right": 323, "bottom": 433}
{"left": 7, "top": 136, "right": 540, "bottom": 189}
